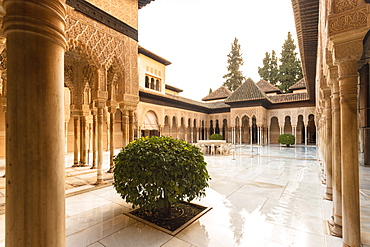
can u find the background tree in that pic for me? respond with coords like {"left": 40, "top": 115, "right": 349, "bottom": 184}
{"left": 209, "top": 88, "right": 213, "bottom": 94}
{"left": 258, "top": 50, "right": 279, "bottom": 87}
{"left": 278, "top": 32, "right": 303, "bottom": 93}
{"left": 223, "top": 38, "right": 246, "bottom": 91}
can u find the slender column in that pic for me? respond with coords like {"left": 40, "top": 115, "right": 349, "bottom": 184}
{"left": 4, "top": 0, "right": 66, "bottom": 245}
{"left": 305, "top": 126, "right": 308, "bottom": 145}
{"left": 128, "top": 110, "right": 134, "bottom": 142}
{"left": 107, "top": 110, "right": 115, "bottom": 173}
{"left": 80, "top": 115, "right": 87, "bottom": 166}
{"left": 330, "top": 68, "right": 342, "bottom": 237}
{"left": 324, "top": 95, "right": 333, "bottom": 200}
{"left": 335, "top": 41, "right": 361, "bottom": 246}
{"left": 91, "top": 112, "right": 97, "bottom": 169}
{"left": 96, "top": 100, "right": 106, "bottom": 184}
{"left": 121, "top": 110, "right": 129, "bottom": 146}
{"left": 72, "top": 115, "right": 79, "bottom": 167}
{"left": 257, "top": 126, "right": 261, "bottom": 145}
{"left": 239, "top": 125, "right": 242, "bottom": 144}
{"left": 65, "top": 122, "right": 68, "bottom": 154}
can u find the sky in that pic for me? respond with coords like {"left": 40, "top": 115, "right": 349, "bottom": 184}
{"left": 138, "top": 0, "right": 298, "bottom": 101}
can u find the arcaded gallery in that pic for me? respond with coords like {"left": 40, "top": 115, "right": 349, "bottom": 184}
{"left": 0, "top": 0, "right": 369, "bottom": 246}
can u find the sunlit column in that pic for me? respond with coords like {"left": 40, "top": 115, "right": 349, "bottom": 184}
{"left": 72, "top": 115, "right": 79, "bottom": 167}
{"left": 335, "top": 39, "right": 362, "bottom": 246}
{"left": 4, "top": 0, "right": 66, "bottom": 245}
{"left": 95, "top": 100, "right": 106, "bottom": 185}
{"left": 128, "top": 110, "right": 134, "bottom": 142}
{"left": 107, "top": 109, "right": 115, "bottom": 173}
{"left": 91, "top": 111, "right": 97, "bottom": 169}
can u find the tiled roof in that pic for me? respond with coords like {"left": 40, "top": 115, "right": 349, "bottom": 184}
{"left": 202, "top": 86, "right": 232, "bottom": 101}
{"left": 204, "top": 101, "right": 231, "bottom": 109}
{"left": 256, "top": 80, "right": 281, "bottom": 93}
{"left": 289, "top": 78, "right": 306, "bottom": 90}
{"left": 267, "top": 92, "right": 310, "bottom": 103}
{"left": 139, "top": 0, "right": 155, "bottom": 9}
{"left": 225, "top": 78, "right": 267, "bottom": 103}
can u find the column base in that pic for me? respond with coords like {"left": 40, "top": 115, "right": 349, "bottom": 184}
{"left": 107, "top": 167, "right": 114, "bottom": 173}
{"left": 328, "top": 220, "right": 342, "bottom": 238}
{"left": 81, "top": 163, "right": 90, "bottom": 167}
{"left": 72, "top": 163, "right": 79, "bottom": 167}
{"left": 90, "top": 165, "right": 97, "bottom": 169}
{"left": 94, "top": 180, "right": 106, "bottom": 186}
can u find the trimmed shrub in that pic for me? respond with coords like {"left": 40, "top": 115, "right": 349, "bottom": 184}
{"left": 278, "top": 134, "right": 295, "bottom": 147}
{"left": 210, "top": 133, "right": 223, "bottom": 140}
{"left": 113, "top": 136, "right": 210, "bottom": 216}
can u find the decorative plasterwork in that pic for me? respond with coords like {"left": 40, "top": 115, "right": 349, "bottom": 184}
{"left": 329, "top": 5, "right": 368, "bottom": 36}
{"left": 66, "top": 0, "right": 138, "bottom": 41}
{"left": 334, "top": 0, "right": 357, "bottom": 13}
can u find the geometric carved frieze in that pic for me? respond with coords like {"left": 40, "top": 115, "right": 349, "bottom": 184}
{"left": 329, "top": 5, "right": 368, "bottom": 37}
{"left": 334, "top": 0, "right": 357, "bottom": 13}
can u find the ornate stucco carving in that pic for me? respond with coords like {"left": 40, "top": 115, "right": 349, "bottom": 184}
{"left": 329, "top": 5, "right": 368, "bottom": 36}
{"left": 334, "top": 0, "right": 357, "bottom": 13}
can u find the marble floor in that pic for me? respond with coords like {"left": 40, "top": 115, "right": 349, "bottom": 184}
{"left": 63, "top": 144, "right": 344, "bottom": 247}
{"left": 2, "top": 144, "right": 369, "bottom": 246}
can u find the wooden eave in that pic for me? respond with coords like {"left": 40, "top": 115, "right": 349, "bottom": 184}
{"left": 291, "top": 0, "right": 319, "bottom": 103}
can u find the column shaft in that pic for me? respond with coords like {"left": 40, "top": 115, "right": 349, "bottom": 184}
{"left": 4, "top": 0, "right": 66, "bottom": 245}
{"left": 73, "top": 115, "right": 79, "bottom": 166}
{"left": 108, "top": 111, "right": 115, "bottom": 173}
{"left": 339, "top": 60, "right": 360, "bottom": 246}
{"left": 96, "top": 103, "right": 105, "bottom": 184}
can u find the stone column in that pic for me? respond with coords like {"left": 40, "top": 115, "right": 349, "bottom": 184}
{"left": 329, "top": 67, "right": 342, "bottom": 237}
{"left": 239, "top": 126, "right": 242, "bottom": 144}
{"left": 65, "top": 122, "right": 68, "bottom": 154}
{"left": 305, "top": 125, "right": 308, "bottom": 145}
{"left": 95, "top": 100, "right": 106, "bottom": 184}
{"left": 107, "top": 109, "right": 115, "bottom": 173}
{"left": 121, "top": 109, "right": 129, "bottom": 146}
{"left": 80, "top": 115, "right": 87, "bottom": 166}
{"left": 335, "top": 40, "right": 362, "bottom": 247}
{"left": 324, "top": 93, "right": 333, "bottom": 201}
{"left": 3, "top": 0, "right": 66, "bottom": 245}
{"left": 128, "top": 110, "right": 134, "bottom": 142}
{"left": 72, "top": 115, "right": 79, "bottom": 167}
{"left": 91, "top": 111, "right": 97, "bottom": 169}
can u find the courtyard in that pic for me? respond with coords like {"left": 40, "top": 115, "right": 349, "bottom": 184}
{"left": 7, "top": 144, "right": 351, "bottom": 246}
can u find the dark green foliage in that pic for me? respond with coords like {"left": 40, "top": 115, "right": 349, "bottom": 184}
{"left": 113, "top": 136, "right": 210, "bottom": 216}
{"left": 258, "top": 50, "right": 279, "bottom": 87}
{"left": 210, "top": 134, "right": 223, "bottom": 140}
{"left": 209, "top": 88, "right": 213, "bottom": 94}
{"left": 223, "top": 38, "right": 246, "bottom": 91}
{"left": 278, "top": 134, "right": 295, "bottom": 147}
{"left": 278, "top": 32, "right": 303, "bottom": 93}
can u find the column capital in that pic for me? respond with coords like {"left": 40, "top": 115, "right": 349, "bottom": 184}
{"left": 3, "top": 0, "right": 67, "bottom": 48}
{"left": 94, "top": 99, "right": 106, "bottom": 109}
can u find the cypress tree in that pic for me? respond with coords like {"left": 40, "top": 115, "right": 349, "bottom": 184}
{"left": 258, "top": 50, "right": 279, "bottom": 87}
{"left": 223, "top": 38, "right": 246, "bottom": 91}
{"left": 278, "top": 32, "right": 303, "bottom": 93}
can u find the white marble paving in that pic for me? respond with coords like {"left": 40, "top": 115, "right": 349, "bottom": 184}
{"left": 1, "top": 144, "right": 360, "bottom": 246}
{"left": 63, "top": 144, "right": 345, "bottom": 247}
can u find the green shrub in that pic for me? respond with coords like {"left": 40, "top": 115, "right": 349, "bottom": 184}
{"left": 278, "top": 134, "right": 295, "bottom": 147}
{"left": 113, "top": 136, "right": 210, "bottom": 216}
{"left": 210, "top": 133, "right": 223, "bottom": 140}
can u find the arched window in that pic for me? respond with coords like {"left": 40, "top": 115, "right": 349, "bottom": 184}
{"left": 155, "top": 79, "right": 160, "bottom": 91}
{"left": 150, "top": 78, "right": 155, "bottom": 89}
{"left": 145, "top": 76, "right": 149, "bottom": 88}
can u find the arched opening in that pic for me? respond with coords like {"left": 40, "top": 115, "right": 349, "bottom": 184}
{"left": 155, "top": 79, "right": 160, "bottom": 91}
{"left": 297, "top": 115, "right": 305, "bottom": 144}
{"left": 163, "top": 116, "right": 170, "bottom": 137}
{"left": 284, "top": 116, "right": 292, "bottom": 134}
{"left": 241, "top": 116, "right": 250, "bottom": 144}
{"left": 215, "top": 120, "right": 220, "bottom": 134}
{"left": 308, "top": 114, "right": 316, "bottom": 144}
{"left": 141, "top": 111, "right": 160, "bottom": 137}
{"left": 145, "top": 76, "right": 149, "bottom": 88}
{"left": 270, "top": 117, "right": 280, "bottom": 144}
{"left": 150, "top": 78, "right": 155, "bottom": 89}
{"left": 171, "top": 116, "right": 178, "bottom": 139}
{"left": 209, "top": 120, "right": 214, "bottom": 136}
{"left": 252, "top": 116, "right": 258, "bottom": 144}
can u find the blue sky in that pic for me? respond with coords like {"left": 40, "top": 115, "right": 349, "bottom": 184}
{"left": 139, "top": 0, "right": 298, "bottom": 101}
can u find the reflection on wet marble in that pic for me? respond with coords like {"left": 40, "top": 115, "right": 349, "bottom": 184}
{"left": 61, "top": 144, "right": 351, "bottom": 247}
{"left": 2, "top": 145, "right": 364, "bottom": 246}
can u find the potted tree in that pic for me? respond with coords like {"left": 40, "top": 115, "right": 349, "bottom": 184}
{"left": 210, "top": 133, "right": 223, "bottom": 140}
{"left": 278, "top": 134, "right": 295, "bottom": 147}
{"left": 113, "top": 136, "right": 210, "bottom": 221}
